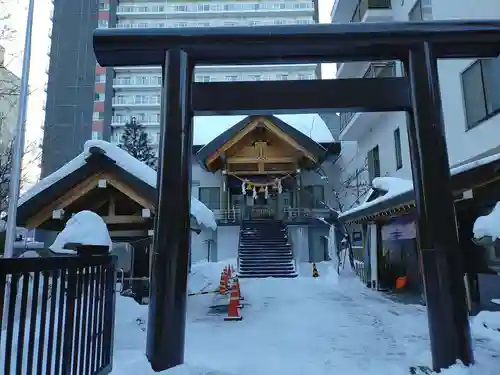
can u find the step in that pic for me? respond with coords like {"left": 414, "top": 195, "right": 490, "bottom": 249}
{"left": 239, "top": 251, "right": 292, "bottom": 256}
{"left": 240, "top": 258, "right": 293, "bottom": 264}
{"left": 239, "top": 257, "right": 293, "bottom": 263}
{"left": 238, "top": 271, "right": 297, "bottom": 278}
{"left": 239, "top": 263, "right": 294, "bottom": 270}
{"left": 239, "top": 247, "right": 291, "bottom": 252}
{"left": 238, "top": 250, "right": 292, "bottom": 257}
{"left": 239, "top": 265, "right": 294, "bottom": 272}
{"left": 240, "top": 241, "right": 289, "bottom": 244}
{"left": 239, "top": 253, "right": 292, "bottom": 258}
{"left": 239, "top": 273, "right": 298, "bottom": 279}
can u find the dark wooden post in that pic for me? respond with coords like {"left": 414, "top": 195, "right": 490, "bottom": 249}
{"left": 406, "top": 42, "right": 473, "bottom": 371}
{"left": 146, "top": 49, "right": 194, "bottom": 371}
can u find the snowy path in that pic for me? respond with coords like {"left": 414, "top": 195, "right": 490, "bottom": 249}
{"left": 111, "top": 263, "right": 500, "bottom": 375}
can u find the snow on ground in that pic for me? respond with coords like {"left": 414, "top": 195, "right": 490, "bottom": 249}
{"left": 110, "top": 260, "right": 500, "bottom": 375}
{"left": 473, "top": 202, "right": 500, "bottom": 241}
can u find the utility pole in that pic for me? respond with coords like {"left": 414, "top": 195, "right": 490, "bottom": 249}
{"left": 3, "top": 0, "right": 36, "bottom": 257}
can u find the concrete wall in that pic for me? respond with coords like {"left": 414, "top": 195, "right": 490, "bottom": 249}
{"left": 190, "top": 229, "right": 216, "bottom": 263}
{"left": 41, "top": 0, "right": 97, "bottom": 177}
{"left": 308, "top": 225, "right": 330, "bottom": 262}
{"left": 288, "top": 225, "right": 309, "bottom": 262}
{"left": 214, "top": 226, "right": 240, "bottom": 262}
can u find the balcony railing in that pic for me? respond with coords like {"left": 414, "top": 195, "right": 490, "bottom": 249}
{"left": 114, "top": 77, "right": 162, "bottom": 87}
{"left": 112, "top": 97, "right": 161, "bottom": 106}
{"left": 214, "top": 209, "right": 242, "bottom": 224}
{"left": 283, "top": 208, "right": 332, "bottom": 222}
{"left": 351, "top": 0, "right": 391, "bottom": 22}
{"left": 117, "top": 2, "right": 313, "bottom": 15}
{"left": 112, "top": 116, "right": 160, "bottom": 125}
{"left": 339, "top": 62, "right": 397, "bottom": 133}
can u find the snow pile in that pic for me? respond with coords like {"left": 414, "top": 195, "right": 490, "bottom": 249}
{"left": 18, "top": 250, "right": 41, "bottom": 258}
{"left": 340, "top": 177, "right": 413, "bottom": 218}
{"left": 49, "top": 210, "right": 112, "bottom": 254}
{"left": 473, "top": 202, "right": 500, "bottom": 241}
{"left": 19, "top": 140, "right": 217, "bottom": 230}
{"left": 471, "top": 310, "right": 500, "bottom": 342}
{"left": 188, "top": 259, "right": 236, "bottom": 294}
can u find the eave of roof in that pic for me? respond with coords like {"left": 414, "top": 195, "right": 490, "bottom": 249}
{"left": 339, "top": 153, "right": 500, "bottom": 224}
{"left": 196, "top": 115, "right": 329, "bottom": 170}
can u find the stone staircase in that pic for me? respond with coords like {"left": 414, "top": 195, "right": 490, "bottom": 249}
{"left": 238, "top": 219, "right": 297, "bottom": 278}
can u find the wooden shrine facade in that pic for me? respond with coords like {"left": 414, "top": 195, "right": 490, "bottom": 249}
{"left": 196, "top": 115, "right": 340, "bottom": 176}
{"left": 16, "top": 147, "right": 157, "bottom": 239}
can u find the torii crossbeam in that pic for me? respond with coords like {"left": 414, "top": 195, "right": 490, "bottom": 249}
{"left": 93, "top": 21, "right": 500, "bottom": 373}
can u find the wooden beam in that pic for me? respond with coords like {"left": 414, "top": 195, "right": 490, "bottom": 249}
{"left": 227, "top": 156, "right": 296, "bottom": 164}
{"left": 102, "top": 215, "right": 148, "bottom": 225}
{"left": 109, "top": 230, "right": 149, "bottom": 238}
{"left": 231, "top": 170, "right": 295, "bottom": 176}
{"left": 205, "top": 117, "right": 263, "bottom": 167}
{"left": 261, "top": 118, "right": 317, "bottom": 162}
{"left": 101, "top": 172, "right": 155, "bottom": 211}
{"left": 26, "top": 173, "right": 103, "bottom": 228}
{"left": 108, "top": 194, "right": 116, "bottom": 216}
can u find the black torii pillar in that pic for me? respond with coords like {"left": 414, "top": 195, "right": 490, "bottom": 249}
{"left": 405, "top": 43, "right": 473, "bottom": 368}
{"left": 92, "top": 21, "right": 500, "bottom": 373}
{"left": 146, "top": 49, "right": 194, "bottom": 370}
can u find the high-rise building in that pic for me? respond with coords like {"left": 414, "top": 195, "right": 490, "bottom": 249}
{"left": 41, "top": 0, "right": 320, "bottom": 176}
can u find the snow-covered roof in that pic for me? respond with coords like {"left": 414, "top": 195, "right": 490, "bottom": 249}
{"left": 473, "top": 202, "right": 500, "bottom": 241}
{"left": 20, "top": 140, "right": 217, "bottom": 230}
{"left": 193, "top": 114, "right": 334, "bottom": 145}
{"left": 339, "top": 152, "right": 500, "bottom": 221}
{"left": 50, "top": 211, "right": 113, "bottom": 254}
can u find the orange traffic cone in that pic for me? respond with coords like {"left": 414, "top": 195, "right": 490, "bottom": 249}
{"left": 225, "top": 281, "right": 243, "bottom": 321}
{"left": 227, "top": 264, "right": 232, "bottom": 279}
{"left": 219, "top": 269, "right": 228, "bottom": 294}
{"left": 234, "top": 276, "right": 244, "bottom": 302}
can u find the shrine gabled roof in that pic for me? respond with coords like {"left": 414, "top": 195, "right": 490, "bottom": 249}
{"left": 196, "top": 115, "right": 337, "bottom": 170}
{"left": 16, "top": 140, "right": 217, "bottom": 230}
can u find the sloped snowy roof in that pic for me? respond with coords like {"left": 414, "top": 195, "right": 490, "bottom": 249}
{"left": 193, "top": 114, "right": 334, "bottom": 145}
{"left": 339, "top": 152, "right": 500, "bottom": 222}
{"left": 19, "top": 140, "right": 217, "bottom": 230}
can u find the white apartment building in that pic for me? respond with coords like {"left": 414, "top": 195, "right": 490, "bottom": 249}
{"left": 109, "top": 0, "right": 320, "bottom": 148}
{"left": 332, "top": 0, "right": 500, "bottom": 210}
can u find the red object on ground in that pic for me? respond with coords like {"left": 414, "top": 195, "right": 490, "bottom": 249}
{"left": 225, "top": 282, "right": 243, "bottom": 321}
{"left": 395, "top": 276, "right": 408, "bottom": 289}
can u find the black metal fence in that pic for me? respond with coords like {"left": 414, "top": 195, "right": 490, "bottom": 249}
{"left": 0, "top": 254, "right": 117, "bottom": 375}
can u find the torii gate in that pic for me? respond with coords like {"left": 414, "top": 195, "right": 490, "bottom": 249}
{"left": 93, "top": 21, "right": 500, "bottom": 372}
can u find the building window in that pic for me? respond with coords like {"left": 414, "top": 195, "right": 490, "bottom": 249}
{"left": 199, "top": 187, "right": 220, "bottom": 210}
{"left": 303, "top": 185, "right": 324, "bottom": 209}
{"left": 92, "top": 131, "right": 101, "bottom": 140}
{"left": 96, "top": 74, "right": 106, "bottom": 83}
{"left": 409, "top": 0, "right": 432, "bottom": 21}
{"left": 94, "top": 92, "right": 105, "bottom": 101}
{"left": 99, "top": 1, "right": 109, "bottom": 10}
{"left": 394, "top": 128, "right": 403, "bottom": 170}
{"left": 98, "top": 19, "right": 108, "bottom": 28}
{"left": 462, "top": 57, "right": 500, "bottom": 129}
{"left": 367, "top": 145, "right": 380, "bottom": 182}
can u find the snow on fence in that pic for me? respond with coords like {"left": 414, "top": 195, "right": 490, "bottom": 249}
{"left": 0, "top": 253, "right": 117, "bottom": 375}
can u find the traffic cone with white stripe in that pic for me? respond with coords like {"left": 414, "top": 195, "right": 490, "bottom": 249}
{"left": 224, "top": 280, "right": 243, "bottom": 321}
{"left": 219, "top": 269, "right": 228, "bottom": 295}
{"left": 234, "top": 276, "right": 244, "bottom": 303}
{"left": 227, "top": 263, "right": 232, "bottom": 279}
